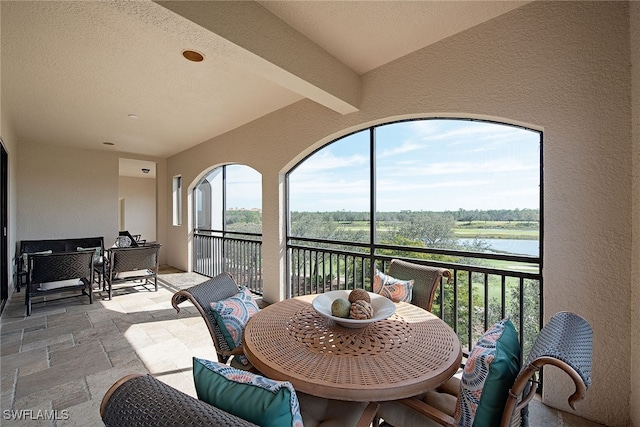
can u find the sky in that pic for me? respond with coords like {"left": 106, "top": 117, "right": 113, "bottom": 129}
{"left": 225, "top": 119, "right": 541, "bottom": 212}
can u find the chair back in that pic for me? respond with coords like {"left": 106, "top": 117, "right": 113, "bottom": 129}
{"left": 101, "top": 373, "right": 258, "bottom": 426}
{"left": 29, "top": 250, "right": 94, "bottom": 284}
{"left": 501, "top": 311, "right": 593, "bottom": 427}
{"left": 387, "top": 259, "right": 451, "bottom": 312}
{"left": 377, "top": 311, "right": 592, "bottom": 427}
{"left": 109, "top": 244, "right": 160, "bottom": 275}
{"left": 171, "top": 272, "right": 240, "bottom": 363}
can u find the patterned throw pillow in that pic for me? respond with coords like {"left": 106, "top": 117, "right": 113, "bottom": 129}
{"left": 210, "top": 287, "right": 260, "bottom": 365}
{"left": 454, "top": 318, "right": 520, "bottom": 427}
{"left": 193, "top": 357, "right": 304, "bottom": 427}
{"left": 373, "top": 269, "right": 414, "bottom": 303}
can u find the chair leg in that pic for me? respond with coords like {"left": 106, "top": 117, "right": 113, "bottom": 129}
{"left": 94, "top": 270, "right": 102, "bottom": 291}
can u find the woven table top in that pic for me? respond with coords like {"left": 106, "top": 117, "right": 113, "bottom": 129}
{"left": 243, "top": 295, "right": 462, "bottom": 402}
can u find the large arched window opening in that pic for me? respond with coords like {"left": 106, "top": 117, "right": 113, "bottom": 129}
{"left": 287, "top": 118, "right": 542, "bottom": 353}
{"left": 193, "top": 164, "right": 263, "bottom": 293}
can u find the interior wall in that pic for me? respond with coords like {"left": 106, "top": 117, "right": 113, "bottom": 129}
{"left": 0, "top": 1, "right": 19, "bottom": 301}
{"left": 118, "top": 176, "right": 157, "bottom": 243}
{"left": 17, "top": 142, "right": 167, "bottom": 264}
{"left": 630, "top": 1, "right": 640, "bottom": 425}
{"left": 167, "top": 2, "right": 631, "bottom": 425}
{"left": 0, "top": 100, "right": 18, "bottom": 302}
{"left": 18, "top": 142, "right": 119, "bottom": 241}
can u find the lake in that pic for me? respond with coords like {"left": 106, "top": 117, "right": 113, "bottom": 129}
{"left": 458, "top": 238, "right": 539, "bottom": 257}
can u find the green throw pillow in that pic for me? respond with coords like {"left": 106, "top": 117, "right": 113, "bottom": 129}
{"left": 455, "top": 318, "right": 520, "bottom": 427}
{"left": 77, "top": 246, "right": 102, "bottom": 264}
{"left": 192, "top": 357, "right": 303, "bottom": 427}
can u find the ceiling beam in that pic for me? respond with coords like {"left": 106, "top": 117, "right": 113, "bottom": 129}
{"left": 155, "top": 1, "right": 361, "bottom": 114}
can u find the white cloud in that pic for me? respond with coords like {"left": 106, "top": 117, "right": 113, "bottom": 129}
{"left": 288, "top": 119, "right": 540, "bottom": 212}
{"left": 377, "top": 140, "right": 423, "bottom": 158}
{"left": 294, "top": 149, "right": 367, "bottom": 174}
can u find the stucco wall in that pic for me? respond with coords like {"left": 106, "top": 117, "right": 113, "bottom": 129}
{"left": 1, "top": 97, "right": 19, "bottom": 299}
{"left": 17, "top": 142, "right": 168, "bottom": 264}
{"left": 118, "top": 176, "right": 157, "bottom": 243}
{"left": 18, "top": 142, "right": 120, "bottom": 242}
{"left": 631, "top": 2, "right": 640, "bottom": 426}
{"left": 1, "top": 0, "right": 19, "bottom": 299}
{"left": 167, "top": 2, "right": 632, "bottom": 425}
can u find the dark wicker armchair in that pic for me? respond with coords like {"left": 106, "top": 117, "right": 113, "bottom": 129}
{"left": 106, "top": 243, "right": 161, "bottom": 300}
{"left": 377, "top": 311, "right": 593, "bottom": 427}
{"left": 387, "top": 258, "right": 451, "bottom": 312}
{"left": 25, "top": 250, "right": 94, "bottom": 316}
{"left": 171, "top": 272, "right": 251, "bottom": 370}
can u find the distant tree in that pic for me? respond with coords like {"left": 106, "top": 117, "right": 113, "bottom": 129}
{"left": 226, "top": 210, "right": 261, "bottom": 225}
{"left": 396, "top": 212, "right": 456, "bottom": 247}
{"left": 290, "top": 212, "right": 337, "bottom": 239}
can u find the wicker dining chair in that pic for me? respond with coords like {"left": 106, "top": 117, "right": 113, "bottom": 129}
{"left": 106, "top": 243, "right": 161, "bottom": 300}
{"left": 101, "top": 371, "right": 380, "bottom": 427}
{"left": 387, "top": 258, "right": 451, "bottom": 312}
{"left": 101, "top": 373, "right": 259, "bottom": 427}
{"left": 377, "top": 311, "right": 593, "bottom": 427}
{"left": 171, "top": 272, "right": 252, "bottom": 370}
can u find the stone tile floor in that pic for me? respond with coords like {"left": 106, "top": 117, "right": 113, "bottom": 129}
{"left": 1, "top": 266, "right": 605, "bottom": 426}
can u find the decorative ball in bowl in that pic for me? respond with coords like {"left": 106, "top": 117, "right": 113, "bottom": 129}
{"left": 312, "top": 290, "right": 396, "bottom": 328}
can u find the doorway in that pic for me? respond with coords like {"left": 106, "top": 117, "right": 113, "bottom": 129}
{"left": 118, "top": 159, "right": 157, "bottom": 243}
{"left": 1, "top": 140, "right": 8, "bottom": 313}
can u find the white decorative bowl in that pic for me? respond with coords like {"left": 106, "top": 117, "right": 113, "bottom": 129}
{"left": 312, "top": 290, "right": 396, "bottom": 328}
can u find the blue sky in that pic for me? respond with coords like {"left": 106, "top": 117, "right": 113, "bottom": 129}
{"left": 227, "top": 119, "right": 541, "bottom": 212}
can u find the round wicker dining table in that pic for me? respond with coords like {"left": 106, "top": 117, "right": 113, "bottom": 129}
{"left": 242, "top": 295, "right": 462, "bottom": 402}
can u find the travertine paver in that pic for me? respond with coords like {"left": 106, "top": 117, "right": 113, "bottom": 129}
{"left": 15, "top": 351, "right": 111, "bottom": 398}
{"left": 1, "top": 347, "right": 46, "bottom": 372}
{"left": 19, "top": 334, "right": 73, "bottom": 353}
{"left": 21, "top": 320, "right": 91, "bottom": 345}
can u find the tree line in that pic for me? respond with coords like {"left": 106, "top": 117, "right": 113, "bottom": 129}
{"left": 226, "top": 208, "right": 539, "bottom": 226}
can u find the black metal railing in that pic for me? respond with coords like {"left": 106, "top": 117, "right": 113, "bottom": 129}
{"left": 192, "top": 230, "right": 541, "bottom": 359}
{"left": 287, "top": 236, "right": 541, "bottom": 358}
{"left": 193, "top": 229, "right": 263, "bottom": 295}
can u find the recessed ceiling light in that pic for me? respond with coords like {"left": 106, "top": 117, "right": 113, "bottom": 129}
{"left": 128, "top": 114, "right": 139, "bottom": 119}
{"left": 103, "top": 142, "right": 115, "bottom": 146}
{"left": 183, "top": 49, "right": 204, "bottom": 62}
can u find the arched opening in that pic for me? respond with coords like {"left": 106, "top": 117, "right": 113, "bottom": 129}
{"left": 286, "top": 118, "right": 542, "bottom": 354}
{"left": 192, "top": 164, "right": 263, "bottom": 293}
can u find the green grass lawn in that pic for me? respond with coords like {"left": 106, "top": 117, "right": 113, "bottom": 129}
{"left": 453, "top": 221, "right": 539, "bottom": 240}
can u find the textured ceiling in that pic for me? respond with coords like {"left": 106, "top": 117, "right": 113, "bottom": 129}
{"left": 1, "top": 1, "right": 528, "bottom": 160}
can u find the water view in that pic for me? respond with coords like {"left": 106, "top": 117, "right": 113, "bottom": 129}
{"left": 459, "top": 238, "right": 539, "bottom": 257}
